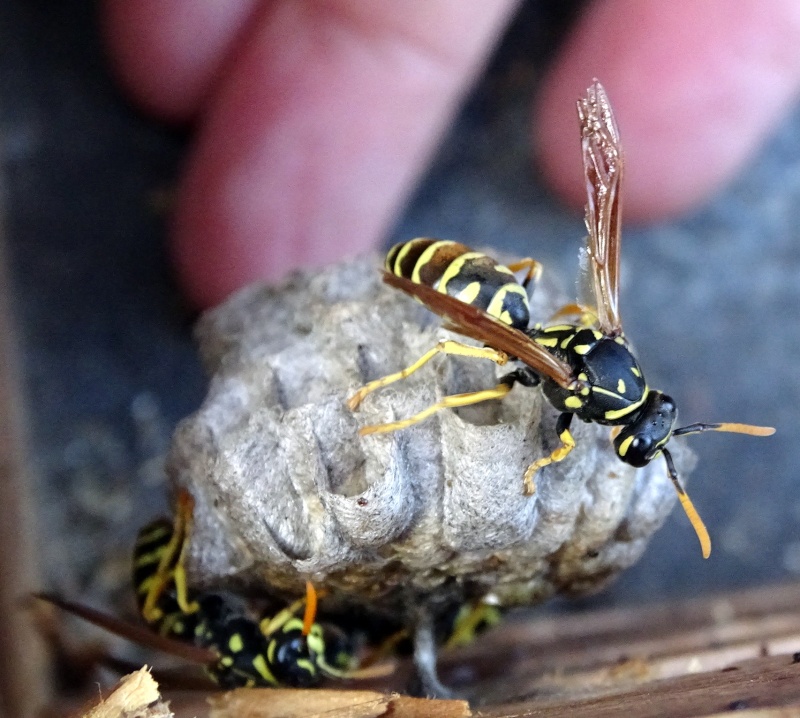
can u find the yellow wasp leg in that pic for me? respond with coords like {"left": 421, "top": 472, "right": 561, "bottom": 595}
{"left": 359, "top": 382, "right": 513, "bottom": 436}
{"left": 260, "top": 582, "right": 322, "bottom": 637}
{"left": 522, "top": 413, "right": 576, "bottom": 495}
{"left": 506, "top": 257, "right": 542, "bottom": 288}
{"left": 549, "top": 302, "right": 598, "bottom": 327}
{"left": 358, "top": 628, "right": 410, "bottom": 668}
{"left": 444, "top": 602, "right": 502, "bottom": 650}
{"left": 141, "top": 490, "right": 199, "bottom": 622}
{"left": 348, "top": 340, "right": 508, "bottom": 411}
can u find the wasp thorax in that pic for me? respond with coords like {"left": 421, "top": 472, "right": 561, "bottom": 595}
{"left": 614, "top": 391, "right": 677, "bottom": 467}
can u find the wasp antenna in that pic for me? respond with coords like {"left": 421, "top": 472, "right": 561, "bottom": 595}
{"left": 301, "top": 581, "right": 318, "bottom": 637}
{"left": 662, "top": 449, "right": 711, "bottom": 559}
{"left": 673, "top": 422, "right": 775, "bottom": 438}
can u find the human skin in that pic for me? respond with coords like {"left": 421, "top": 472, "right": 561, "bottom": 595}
{"left": 101, "top": 0, "right": 800, "bottom": 308}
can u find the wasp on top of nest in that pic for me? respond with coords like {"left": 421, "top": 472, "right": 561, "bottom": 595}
{"left": 349, "top": 80, "right": 775, "bottom": 560}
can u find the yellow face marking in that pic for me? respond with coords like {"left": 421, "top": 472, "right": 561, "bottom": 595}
{"left": 252, "top": 654, "right": 277, "bottom": 685}
{"left": 614, "top": 336, "right": 626, "bottom": 345}
{"left": 631, "top": 367, "right": 641, "bottom": 377}
{"left": 591, "top": 330, "right": 603, "bottom": 340}
{"left": 535, "top": 336, "right": 559, "bottom": 348}
{"left": 307, "top": 632, "right": 325, "bottom": 656}
{"left": 437, "top": 251, "right": 484, "bottom": 292}
{"left": 617, "top": 435, "right": 635, "bottom": 457}
{"left": 617, "top": 378, "right": 626, "bottom": 394}
{"left": 220, "top": 656, "right": 234, "bottom": 667}
{"left": 573, "top": 344, "right": 591, "bottom": 355}
{"left": 496, "top": 264, "right": 514, "bottom": 275}
{"left": 654, "top": 435, "right": 671, "bottom": 450}
{"left": 486, "top": 284, "right": 528, "bottom": 324}
{"left": 564, "top": 396, "right": 583, "bottom": 409}
{"left": 580, "top": 387, "right": 590, "bottom": 396}
{"left": 411, "top": 240, "right": 454, "bottom": 284}
{"left": 228, "top": 633, "right": 244, "bottom": 653}
{"left": 578, "top": 372, "right": 588, "bottom": 381}
{"left": 296, "top": 658, "right": 316, "bottom": 676}
{"left": 560, "top": 336, "right": 572, "bottom": 349}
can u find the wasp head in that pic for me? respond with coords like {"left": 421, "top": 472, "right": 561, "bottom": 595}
{"left": 613, "top": 391, "right": 677, "bottom": 467}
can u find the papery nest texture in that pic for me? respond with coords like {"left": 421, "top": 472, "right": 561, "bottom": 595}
{"left": 167, "top": 253, "right": 691, "bottom": 619}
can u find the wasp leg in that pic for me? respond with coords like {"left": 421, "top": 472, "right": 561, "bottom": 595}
{"left": 141, "top": 490, "right": 199, "bottom": 622}
{"left": 348, "top": 340, "right": 508, "bottom": 411}
{"left": 443, "top": 601, "right": 502, "bottom": 650}
{"left": 506, "top": 258, "right": 542, "bottom": 290}
{"left": 522, "top": 412, "right": 576, "bottom": 495}
{"left": 549, "top": 302, "right": 598, "bottom": 326}
{"left": 411, "top": 605, "right": 454, "bottom": 699}
{"left": 260, "top": 582, "right": 317, "bottom": 637}
{"left": 358, "top": 628, "right": 410, "bottom": 668}
{"left": 171, "top": 520, "right": 201, "bottom": 617}
{"left": 359, "top": 381, "right": 513, "bottom": 436}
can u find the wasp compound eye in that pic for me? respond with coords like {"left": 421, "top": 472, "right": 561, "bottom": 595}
{"left": 614, "top": 430, "right": 652, "bottom": 468}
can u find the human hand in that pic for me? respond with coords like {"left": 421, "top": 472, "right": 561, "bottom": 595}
{"left": 101, "top": 0, "right": 800, "bottom": 308}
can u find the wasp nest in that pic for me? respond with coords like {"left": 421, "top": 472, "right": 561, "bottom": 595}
{"left": 169, "top": 254, "right": 692, "bottom": 615}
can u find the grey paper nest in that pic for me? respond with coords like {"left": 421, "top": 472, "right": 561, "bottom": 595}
{"left": 168, "top": 254, "right": 692, "bottom": 617}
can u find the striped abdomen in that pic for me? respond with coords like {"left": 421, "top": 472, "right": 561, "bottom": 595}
{"left": 132, "top": 518, "right": 203, "bottom": 641}
{"left": 133, "top": 518, "right": 174, "bottom": 619}
{"left": 385, "top": 238, "right": 530, "bottom": 330}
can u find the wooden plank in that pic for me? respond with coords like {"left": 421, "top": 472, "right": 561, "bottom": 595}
{"left": 0, "top": 179, "right": 47, "bottom": 716}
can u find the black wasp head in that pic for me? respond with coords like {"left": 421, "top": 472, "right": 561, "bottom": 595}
{"left": 613, "top": 391, "right": 677, "bottom": 467}
{"left": 271, "top": 624, "right": 328, "bottom": 687}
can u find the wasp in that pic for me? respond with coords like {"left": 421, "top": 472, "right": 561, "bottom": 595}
{"left": 39, "top": 490, "right": 353, "bottom": 689}
{"left": 349, "top": 81, "right": 775, "bottom": 559}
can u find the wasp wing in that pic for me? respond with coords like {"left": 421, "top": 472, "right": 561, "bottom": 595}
{"left": 578, "top": 81, "right": 623, "bottom": 335}
{"left": 33, "top": 592, "right": 218, "bottom": 665}
{"left": 383, "top": 272, "right": 575, "bottom": 389}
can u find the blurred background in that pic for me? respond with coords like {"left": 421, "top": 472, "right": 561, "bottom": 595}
{"left": 0, "top": 2, "right": 797, "bottom": 707}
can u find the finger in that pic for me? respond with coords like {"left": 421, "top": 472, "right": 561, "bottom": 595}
{"left": 170, "top": 1, "right": 519, "bottom": 307}
{"left": 534, "top": 0, "right": 800, "bottom": 221}
{"left": 100, "top": 0, "right": 261, "bottom": 121}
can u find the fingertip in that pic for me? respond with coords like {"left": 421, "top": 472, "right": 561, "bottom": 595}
{"left": 534, "top": 0, "right": 800, "bottom": 222}
{"left": 170, "top": 1, "right": 519, "bottom": 309}
{"left": 100, "top": 0, "right": 259, "bottom": 121}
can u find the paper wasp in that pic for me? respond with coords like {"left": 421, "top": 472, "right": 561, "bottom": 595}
{"left": 38, "top": 490, "right": 353, "bottom": 688}
{"left": 349, "top": 81, "right": 774, "bottom": 559}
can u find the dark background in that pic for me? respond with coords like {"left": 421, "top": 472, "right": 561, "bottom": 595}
{"left": 0, "top": 1, "right": 796, "bottom": 612}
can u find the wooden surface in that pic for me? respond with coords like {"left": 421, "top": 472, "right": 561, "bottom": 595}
{"left": 96, "top": 582, "right": 800, "bottom": 718}
{"left": 0, "top": 179, "right": 47, "bottom": 716}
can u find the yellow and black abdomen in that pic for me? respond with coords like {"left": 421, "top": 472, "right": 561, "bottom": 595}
{"left": 386, "top": 238, "right": 531, "bottom": 330}
{"left": 132, "top": 518, "right": 174, "bottom": 619}
{"left": 132, "top": 518, "right": 204, "bottom": 642}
